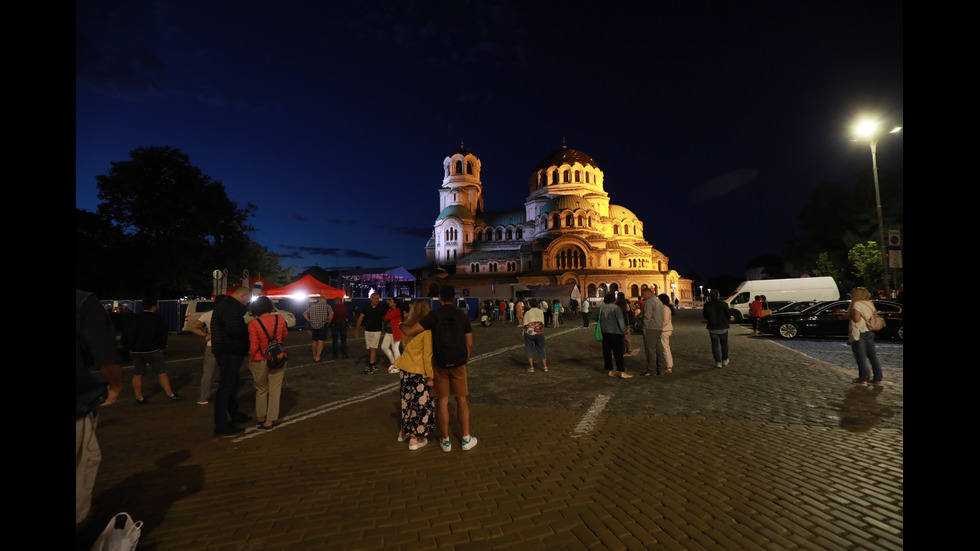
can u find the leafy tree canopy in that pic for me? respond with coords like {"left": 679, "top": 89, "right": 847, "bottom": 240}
{"left": 80, "top": 146, "right": 284, "bottom": 298}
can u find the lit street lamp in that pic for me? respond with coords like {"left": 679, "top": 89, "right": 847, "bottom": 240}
{"left": 855, "top": 120, "right": 901, "bottom": 297}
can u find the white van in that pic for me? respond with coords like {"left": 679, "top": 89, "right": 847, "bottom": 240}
{"left": 725, "top": 277, "right": 839, "bottom": 322}
{"left": 181, "top": 299, "right": 296, "bottom": 332}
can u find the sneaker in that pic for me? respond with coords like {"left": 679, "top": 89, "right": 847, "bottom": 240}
{"left": 608, "top": 370, "right": 616, "bottom": 377}
{"left": 870, "top": 380, "right": 885, "bottom": 387}
{"left": 527, "top": 367, "right": 534, "bottom": 373}
{"left": 440, "top": 438, "right": 452, "bottom": 452}
{"left": 722, "top": 359, "right": 730, "bottom": 366}
{"left": 397, "top": 431, "right": 406, "bottom": 443}
{"left": 620, "top": 372, "right": 634, "bottom": 379}
{"left": 461, "top": 435, "right": 478, "bottom": 451}
{"left": 167, "top": 393, "right": 184, "bottom": 401}
{"left": 715, "top": 362, "right": 723, "bottom": 368}
{"left": 135, "top": 397, "right": 147, "bottom": 405}
{"left": 361, "top": 364, "right": 377, "bottom": 374}
{"left": 196, "top": 400, "right": 209, "bottom": 405}
{"left": 542, "top": 366, "right": 548, "bottom": 372}
{"left": 641, "top": 370, "right": 652, "bottom": 376}
{"left": 852, "top": 378, "right": 869, "bottom": 386}
{"left": 409, "top": 437, "right": 427, "bottom": 451}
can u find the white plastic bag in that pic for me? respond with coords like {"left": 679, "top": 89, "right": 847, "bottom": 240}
{"left": 90, "top": 512, "right": 142, "bottom": 551}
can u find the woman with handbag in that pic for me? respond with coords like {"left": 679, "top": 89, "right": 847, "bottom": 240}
{"left": 394, "top": 301, "right": 436, "bottom": 450}
{"left": 847, "top": 287, "right": 884, "bottom": 386}
{"left": 247, "top": 296, "right": 288, "bottom": 430}
{"left": 599, "top": 293, "right": 631, "bottom": 378}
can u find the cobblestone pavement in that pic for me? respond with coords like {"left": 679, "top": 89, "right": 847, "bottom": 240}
{"left": 77, "top": 309, "right": 903, "bottom": 550}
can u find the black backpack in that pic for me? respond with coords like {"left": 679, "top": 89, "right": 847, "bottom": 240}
{"left": 258, "top": 316, "right": 287, "bottom": 370}
{"left": 433, "top": 311, "right": 468, "bottom": 369}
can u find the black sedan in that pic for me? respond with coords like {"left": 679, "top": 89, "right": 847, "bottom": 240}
{"left": 759, "top": 300, "right": 903, "bottom": 341}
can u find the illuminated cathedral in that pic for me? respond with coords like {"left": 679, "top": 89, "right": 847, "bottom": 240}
{"left": 423, "top": 144, "right": 692, "bottom": 305}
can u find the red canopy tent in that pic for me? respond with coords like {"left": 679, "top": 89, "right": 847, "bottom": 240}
{"left": 263, "top": 274, "right": 346, "bottom": 299}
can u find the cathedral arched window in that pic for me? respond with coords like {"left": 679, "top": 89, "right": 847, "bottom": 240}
{"left": 516, "top": 228, "right": 523, "bottom": 239}
{"left": 588, "top": 284, "right": 597, "bottom": 297}
{"left": 495, "top": 229, "right": 503, "bottom": 240}
{"left": 585, "top": 171, "right": 590, "bottom": 183}
{"left": 466, "top": 161, "right": 473, "bottom": 174}
{"left": 613, "top": 225, "right": 620, "bottom": 235}
{"left": 552, "top": 213, "right": 560, "bottom": 229}
{"left": 631, "top": 284, "right": 639, "bottom": 297}
{"left": 563, "top": 170, "right": 570, "bottom": 183}
{"left": 624, "top": 224, "right": 630, "bottom": 235}
{"left": 575, "top": 170, "right": 581, "bottom": 182}
{"left": 565, "top": 214, "right": 573, "bottom": 227}
{"left": 455, "top": 160, "right": 463, "bottom": 174}
{"left": 506, "top": 229, "right": 513, "bottom": 240}
{"left": 577, "top": 215, "right": 583, "bottom": 226}
{"left": 552, "top": 171, "right": 558, "bottom": 185}
{"left": 554, "top": 247, "right": 586, "bottom": 270}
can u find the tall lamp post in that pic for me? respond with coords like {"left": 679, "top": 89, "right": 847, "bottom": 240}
{"left": 855, "top": 121, "right": 901, "bottom": 298}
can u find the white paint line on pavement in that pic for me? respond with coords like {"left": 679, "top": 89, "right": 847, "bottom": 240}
{"left": 231, "top": 327, "right": 581, "bottom": 440}
{"left": 232, "top": 383, "right": 399, "bottom": 441}
{"left": 571, "top": 393, "right": 612, "bottom": 438}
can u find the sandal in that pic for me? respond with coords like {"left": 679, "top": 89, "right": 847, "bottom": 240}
{"left": 543, "top": 366, "right": 548, "bottom": 372}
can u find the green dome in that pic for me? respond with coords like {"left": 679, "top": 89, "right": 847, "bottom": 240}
{"left": 436, "top": 205, "right": 474, "bottom": 221}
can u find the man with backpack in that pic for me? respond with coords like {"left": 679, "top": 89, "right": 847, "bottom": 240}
{"left": 400, "top": 284, "right": 477, "bottom": 452}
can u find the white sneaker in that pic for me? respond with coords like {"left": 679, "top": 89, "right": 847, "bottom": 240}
{"left": 409, "top": 437, "right": 427, "bottom": 451}
{"left": 388, "top": 365, "right": 399, "bottom": 374}
{"left": 722, "top": 359, "right": 730, "bottom": 366}
{"left": 716, "top": 362, "right": 723, "bottom": 368}
{"left": 440, "top": 438, "right": 452, "bottom": 452}
{"left": 461, "top": 435, "right": 478, "bottom": 451}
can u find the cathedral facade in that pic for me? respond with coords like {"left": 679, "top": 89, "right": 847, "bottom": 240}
{"left": 423, "top": 144, "right": 693, "bottom": 305}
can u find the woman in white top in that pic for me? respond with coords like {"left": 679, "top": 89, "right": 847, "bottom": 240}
{"left": 847, "top": 287, "right": 883, "bottom": 386}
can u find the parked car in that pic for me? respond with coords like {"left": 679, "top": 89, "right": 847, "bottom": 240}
{"left": 759, "top": 300, "right": 903, "bottom": 341}
{"left": 726, "top": 276, "right": 840, "bottom": 322}
{"left": 181, "top": 299, "right": 296, "bottom": 332}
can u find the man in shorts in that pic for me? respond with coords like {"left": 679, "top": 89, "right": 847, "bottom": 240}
{"left": 354, "top": 293, "right": 388, "bottom": 373}
{"left": 303, "top": 295, "right": 333, "bottom": 362}
{"left": 400, "top": 284, "right": 477, "bottom": 452}
{"left": 122, "top": 297, "right": 183, "bottom": 404}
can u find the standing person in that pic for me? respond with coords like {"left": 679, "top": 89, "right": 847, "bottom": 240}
{"left": 703, "top": 290, "right": 731, "bottom": 368}
{"left": 353, "top": 293, "right": 388, "bottom": 374}
{"left": 749, "top": 295, "right": 763, "bottom": 335}
{"left": 303, "top": 295, "right": 333, "bottom": 362}
{"left": 658, "top": 293, "right": 675, "bottom": 374}
{"left": 76, "top": 290, "right": 123, "bottom": 532}
{"left": 553, "top": 300, "right": 563, "bottom": 327}
{"left": 394, "top": 300, "right": 436, "bottom": 450}
{"left": 400, "top": 284, "right": 477, "bottom": 452}
{"left": 616, "top": 292, "right": 633, "bottom": 356}
{"left": 542, "top": 299, "right": 553, "bottom": 327}
{"left": 599, "top": 293, "right": 631, "bottom": 378}
{"left": 247, "top": 296, "right": 288, "bottom": 430}
{"left": 508, "top": 299, "right": 515, "bottom": 322}
{"left": 581, "top": 298, "right": 591, "bottom": 328}
{"left": 498, "top": 300, "right": 506, "bottom": 322}
{"left": 122, "top": 297, "right": 183, "bottom": 404}
{"left": 515, "top": 298, "right": 525, "bottom": 327}
{"left": 848, "top": 287, "right": 884, "bottom": 386}
{"left": 640, "top": 288, "right": 666, "bottom": 376}
{"left": 522, "top": 298, "right": 548, "bottom": 372}
{"left": 330, "top": 297, "right": 349, "bottom": 360}
{"left": 189, "top": 295, "right": 227, "bottom": 404}
{"left": 211, "top": 287, "right": 253, "bottom": 436}
{"left": 383, "top": 298, "right": 405, "bottom": 373}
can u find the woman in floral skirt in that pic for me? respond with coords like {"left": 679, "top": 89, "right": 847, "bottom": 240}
{"left": 393, "top": 300, "right": 436, "bottom": 450}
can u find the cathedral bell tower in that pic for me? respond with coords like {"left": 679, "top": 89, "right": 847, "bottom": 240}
{"left": 427, "top": 144, "right": 484, "bottom": 266}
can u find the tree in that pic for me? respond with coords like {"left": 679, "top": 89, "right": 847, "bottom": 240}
{"left": 88, "top": 146, "right": 270, "bottom": 297}
{"left": 810, "top": 252, "right": 840, "bottom": 281}
{"left": 847, "top": 241, "right": 882, "bottom": 290}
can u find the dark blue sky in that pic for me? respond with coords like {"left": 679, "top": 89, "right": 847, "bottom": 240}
{"left": 76, "top": 1, "right": 903, "bottom": 282}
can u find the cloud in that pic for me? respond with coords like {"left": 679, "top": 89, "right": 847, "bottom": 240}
{"left": 279, "top": 245, "right": 388, "bottom": 261}
{"left": 688, "top": 169, "right": 759, "bottom": 202}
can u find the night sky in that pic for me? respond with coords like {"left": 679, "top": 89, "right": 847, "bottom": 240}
{"left": 75, "top": 1, "right": 904, "bottom": 283}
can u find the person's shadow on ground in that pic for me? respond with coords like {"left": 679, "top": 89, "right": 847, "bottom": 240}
{"left": 76, "top": 450, "right": 204, "bottom": 550}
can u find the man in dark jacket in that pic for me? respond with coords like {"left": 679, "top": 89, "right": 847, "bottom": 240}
{"left": 702, "top": 290, "right": 731, "bottom": 368}
{"left": 211, "top": 287, "right": 252, "bottom": 435}
{"left": 122, "top": 297, "right": 183, "bottom": 404}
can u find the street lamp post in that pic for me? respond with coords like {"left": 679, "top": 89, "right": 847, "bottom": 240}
{"left": 856, "top": 121, "right": 901, "bottom": 298}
